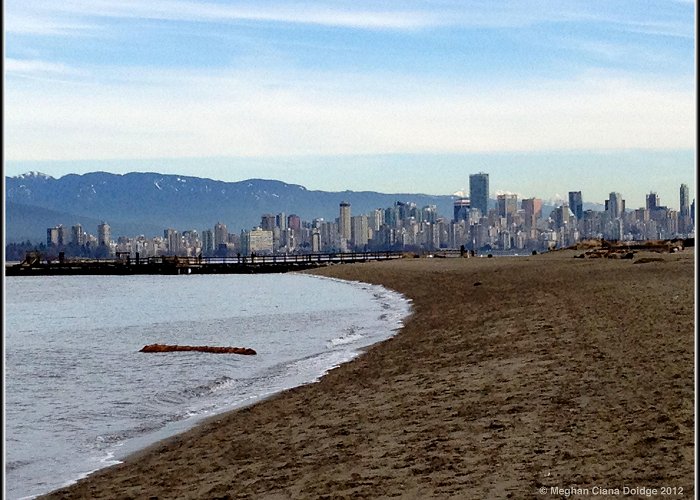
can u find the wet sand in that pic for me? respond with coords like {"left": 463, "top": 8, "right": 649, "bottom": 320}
{"left": 41, "top": 249, "right": 695, "bottom": 499}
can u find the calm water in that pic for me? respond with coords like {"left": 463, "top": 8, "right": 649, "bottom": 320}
{"left": 5, "top": 273, "right": 411, "bottom": 500}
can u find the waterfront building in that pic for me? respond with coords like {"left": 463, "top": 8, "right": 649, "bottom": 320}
{"left": 469, "top": 172, "right": 489, "bottom": 217}
{"left": 568, "top": 191, "right": 583, "bottom": 220}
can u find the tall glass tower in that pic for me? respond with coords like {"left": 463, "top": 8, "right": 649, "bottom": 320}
{"left": 568, "top": 191, "right": 583, "bottom": 220}
{"left": 469, "top": 172, "right": 489, "bottom": 218}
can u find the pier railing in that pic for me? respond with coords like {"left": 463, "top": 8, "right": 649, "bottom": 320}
{"left": 6, "top": 251, "right": 405, "bottom": 276}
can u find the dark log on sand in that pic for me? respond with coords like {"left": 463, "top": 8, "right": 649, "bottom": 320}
{"left": 140, "top": 344, "right": 256, "bottom": 355}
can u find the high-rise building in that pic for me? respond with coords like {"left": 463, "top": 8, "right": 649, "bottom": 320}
{"left": 568, "top": 191, "right": 583, "bottom": 220}
{"left": 368, "top": 208, "right": 384, "bottom": 231}
{"left": 496, "top": 194, "right": 518, "bottom": 218}
{"left": 97, "top": 222, "right": 111, "bottom": 246}
{"left": 241, "top": 228, "right": 274, "bottom": 255}
{"left": 201, "top": 229, "right": 214, "bottom": 255}
{"left": 71, "top": 224, "right": 85, "bottom": 246}
{"left": 554, "top": 204, "right": 573, "bottom": 229}
{"left": 213, "top": 222, "right": 228, "bottom": 248}
{"left": 469, "top": 173, "right": 489, "bottom": 217}
{"left": 287, "top": 214, "right": 301, "bottom": 231}
{"left": 311, "top": 230, "right": 321, "bottom": 253}
{"left": 521, "top": 198, "right": 542, "bottom": 228}
{"left": 47, "top": 226, "right": 60, "bottom": 246}
{"left": 351, "top": 215, "right": 369, "bottom": 249}
{"left": 260, "top": 214, "right": 276, "bottom": 231}
{"left": 680, "top": 184, "right": 690, "bottom": 233}
{"left": 164, "top": 228, "right": 180, "bottom": 254}
{"left": 646, "top": 192, "right": 660, "bottom": 211}
{"left": 453, "top": 198, "right": 471, "bottom": 222}
{"left": 607, "top": 193, "right": 624, "bottom": 219}
{"left": 276, "top": 212, "right": 287, "bottom": 231}
{"left": 339, "top": 201, "right": 352, "bottom": 242}
{"left": 422, "top": 205, "right": 438, "bottom": 224}
{"left": 691, "top": 199, "right": 696, "bottom": 228}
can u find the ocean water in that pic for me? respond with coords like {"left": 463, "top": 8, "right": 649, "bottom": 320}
{"left": 4, "top": 273, "right": 411, "bottom": 500}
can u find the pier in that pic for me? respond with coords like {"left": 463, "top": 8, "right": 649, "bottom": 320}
{"left": 5, "top": 251, "right": 405, "bottom": 276}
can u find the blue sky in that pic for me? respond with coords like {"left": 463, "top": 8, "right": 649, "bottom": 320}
{"left": 4, "top": 0, "right": 696, "bottom": 208}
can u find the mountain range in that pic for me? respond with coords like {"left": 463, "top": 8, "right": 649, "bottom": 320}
{"left": 5, "top": 171, "right": 604, "bottom": 244}
{"left": 5, "top": 171, "right": 460, "bottom": 243}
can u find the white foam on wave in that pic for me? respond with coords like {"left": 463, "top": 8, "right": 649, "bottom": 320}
{"left": 327, "top": 332, "right": 365, "bottom": 347}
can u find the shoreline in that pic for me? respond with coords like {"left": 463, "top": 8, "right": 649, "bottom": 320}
{"left": 39, "top": 249, "right": 694, "bottom": 499}
{"left": 16, "top": 274, "right": 411, "bottom": 500}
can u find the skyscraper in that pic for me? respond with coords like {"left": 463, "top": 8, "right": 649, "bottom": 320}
{"left": 568, "top": 191, "right": 583, "bottom": 220}
{"left": 469, "top": 173, "right": 489, "bottom": 217}
{"left": 164, "top": 228, "right": 180, "bottom": 254}
{"left": 201, "top": 229, "right": 214, "bottom": 255}
{"left": 453, "top": 198, "right": 471, "bottom": 222}
{"left": 339, "top": 201, "right": 352, "bottom": 242}
{"left": 521, "top": 198, "right": 542, "bottom": 228}
{"left": 680, "top": 183, "right": 690, "bottom": 233}
{"left": 214, "top": 222, "right": 228, "bottom": 248}
{"left": 71, "top": 224, "right": 85, "bottom": 246}
{"left": 646, "top": 192, "right": 660, "bottom": 211}
{"left": 607, "top": 193, "right": 624, "bottom": 219}
{"left": 97, "top": 222, "right": 111, "bottom": 246}
{"left": 260, "top": 214, "right": 276, "bottom": 231}
{"left": 47, "top": 226, "right": 60, "bottom": 246}
{"left": 351, "top": 215, "right": 369, "bottom": 248}
{"left": 496, "top": 194, "right": 518, "bottom": 218}
{"left": 287, "top": 214, "right": 301, "bottom": 230}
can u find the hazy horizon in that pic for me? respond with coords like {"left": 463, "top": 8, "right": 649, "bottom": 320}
{"left": 5, "top": 0, "right": 696, "bottom": 209}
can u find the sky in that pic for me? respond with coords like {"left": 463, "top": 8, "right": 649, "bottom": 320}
{"left": 4, "top": 0, "right": 696, "bottom": 208}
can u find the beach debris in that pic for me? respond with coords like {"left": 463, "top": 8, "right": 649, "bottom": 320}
{"left": 139, "top": 344, "right": 256, "bottom": 355}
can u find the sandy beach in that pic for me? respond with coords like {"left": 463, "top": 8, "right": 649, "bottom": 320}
{"left": 40, "top": 249, "right": 695, "bottom": 499}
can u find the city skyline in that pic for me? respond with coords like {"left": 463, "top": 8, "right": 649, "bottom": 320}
{"left": 31, "top": 178, "right": 693, "bottom": 262}
{"left": 5, "top": 160, "right": 695, "bottom": 211}
{"left": 4, "top": 1, "right": 695, "bottom": 208}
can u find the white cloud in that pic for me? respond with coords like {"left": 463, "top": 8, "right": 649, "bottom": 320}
{"left": 6, "top": 0, "right": 692, "bottom": 35}
{"left": 5, "top": 58, "right": 83, "bottom": 76}
{"left": 4, "top": 69, "right": 695, "bottom": 161}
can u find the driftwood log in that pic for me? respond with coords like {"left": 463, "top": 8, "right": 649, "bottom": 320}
{"left": 140, "top": 344, "right": 256, "bottom": 355}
